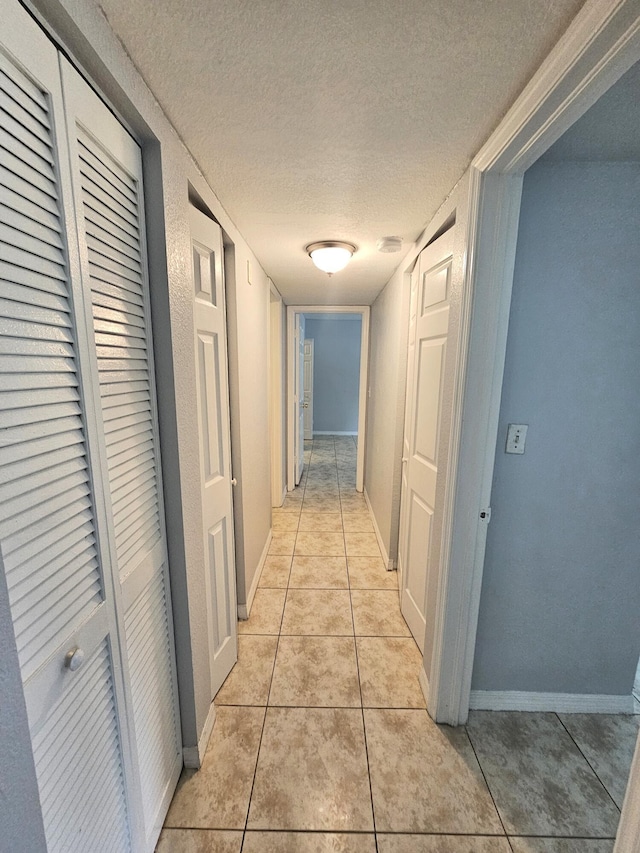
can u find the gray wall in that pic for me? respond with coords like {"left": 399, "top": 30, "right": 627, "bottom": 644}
{"left": 473, "top": 161, "right": 640, "bottom": 696}
{"left": 305, "top": 316, "right": 361, "bottom": 433}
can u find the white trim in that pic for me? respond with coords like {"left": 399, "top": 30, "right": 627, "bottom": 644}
{"left": 287, "top": 306, "right": 370, "bottom": 493}
{"left": 470, "top": 691, "right": 638, "bottom": 714}
{"left": 364, "top": 488, "right": 394, "bottom": 570}
{"left": 313, "top": 430, "right": 358, "bottom": 436}
{"left": 419, "top": 667, "right": 430, "bottom": 708}
{"left": 183, "top": 701, "right": 216, "bottom": 769}
{"left": 425, "top": 0, "right": 640, "bottom": 729}
{"left": 237, "top": 530, "right": 272, "bottom": 620}
{"left": 616, "top": 733, "right": 640, "bottom": 853}
{"left": 269, "top": 283, "right": 286, "bottom": 507}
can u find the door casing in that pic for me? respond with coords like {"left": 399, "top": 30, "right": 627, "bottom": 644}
{"left": 287, "top": 306, "right": 370, "bottom": 492}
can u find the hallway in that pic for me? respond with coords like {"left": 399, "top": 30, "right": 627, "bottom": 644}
{"left": 158, "top": 436, "right": 632, "bottom": 852}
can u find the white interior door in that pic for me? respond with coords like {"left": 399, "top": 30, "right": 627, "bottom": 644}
{"left": 0, "top": 12, "right": 137, "bottom": 851}
{"left": 61, "top": 59, "right": 182, "bottom": 848}
{"left": 303, "top": 338, "right": 314, "bottom": 439}
{"left": 189, "top": 206, "right": 237, "bottom": 698}
{"left": 398, "top": 228, "right": 455, "bottom": 652}
{"left": 294, "top": 313, "right": 306, "bottom": 484}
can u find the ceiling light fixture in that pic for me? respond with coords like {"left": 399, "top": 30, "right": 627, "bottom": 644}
{"left": 306, "top": 241, "right": 356, "bottom": 276}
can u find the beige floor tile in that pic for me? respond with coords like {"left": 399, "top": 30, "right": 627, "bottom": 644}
{"left": 301, "top": 496, "right": 342, "bottom": 512}
{"left": 156, "top": 829, "right": 243, "bottom": 852}
{"left": 365, "top": 709, "right": 502, "bottom": 834}
{"left": 243, "top": 833, "right": 376, "bottom": 853}
{"left": 339, "top": 493, "right": 368, "bottom": 512}
{"left": 357, "top": 637, "right": 425, "bottom": 708}
{"left": 215, "top": 635, "right": 277, "bottom": 705}
{"left": 298, "top": 512, "right": 343, "bottom": 532}
{"left": 238, "top": 588, "right": 286, "bottom": 635}
{"left": 281, "top": 588, "right": 353, "bottom": 635}
{"left": 272, "top": 513, "right": 300, "bottom": 531}
{"left": 558, "top": 712, "right": 640, "bottom": 807}
{"left": 289, "top": 556, "right": 349, "bottom": 588}
{"left": 247, "top": 708, "right": 374, "bottom": 831}
{"left": 466, "top": 711, "right": 621, "bottom": 837}
{"left": 342, "top": 513, "right": 374, "bottom": 533}
{"left": 280, "top": 494, "right": 303, "bottom": 512}
{"left": 269, "top": 636, "right": 360, "bottom": 707}
{"left": 508, "top": 841, "right": 615, "bottom": 853}
{"left": 377, "top": 836, "right": 510, "bottom": 853}
{"left": 350, "top": 590, "right": 411, "bottom": 636}
{"left": 344, "top": 531, "right": 381, "bottom": 557}
{"left": 295, "top": 531, "right": 345, "bottom": 556}
{"left": 269, "top": 531, "right": 297, "bottom": 555}
{"left": 165, "top": 706, "right": 265, "bottom": 829}
{"left": 348, "top": 557, "right": 398, "bottom": 590}
{"left": 259, "top": 555, "right": 292, "bottom": 588}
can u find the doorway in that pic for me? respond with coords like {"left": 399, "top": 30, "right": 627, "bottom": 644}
{"left": 286, "top": 306, "right": 370, "bottom": 493}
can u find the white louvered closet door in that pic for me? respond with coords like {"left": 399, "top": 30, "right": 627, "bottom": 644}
{"left": 0, "top": 5, "right": 135, "bottom": 852}
{"left": 60, "top": 59, "right": 182, "bottom": 850}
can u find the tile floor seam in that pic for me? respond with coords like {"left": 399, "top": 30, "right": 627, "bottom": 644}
{"left": 463, "top": 721, "right": 512, "bottom": 845}
{"left": 346, "top": 498, "right": 380, "bottom": 853}
{"left": 554, "top": 712, "right": 622, "bottom": 815}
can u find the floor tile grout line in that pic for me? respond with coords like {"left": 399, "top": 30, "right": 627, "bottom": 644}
{"left": 344, "top": 476, "right": 379, "bottom": 853}
{"left": 240, "top": 530, "right": 292, "bottom": 852}
{"left": 554, "top": 712, "right": 622, "bottom": 814}
{"left": 464, "top": 721, "right": 513, "bottom": 848}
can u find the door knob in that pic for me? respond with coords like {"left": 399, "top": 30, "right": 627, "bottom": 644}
{"left": 65, "top": 647, "right": 85, "bottom": 672}
{"left": 231, "top": 478, "right": 237, "bottom": 486}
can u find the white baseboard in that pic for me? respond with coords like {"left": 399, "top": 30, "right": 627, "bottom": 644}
{"left": 237, "top": 530, "right": 272, "bottom": 620}
{"left": 419, "top": 667, "right": 430, "bottom": 708}
{"left": 313, "top": 430, "right": 358, "bottom": 435}
{"left": 183, "top": 701, "right": 216, "bottom": 769}
{"left": 469, "top": 690, "right": 638, "bottom": 714}
{"left": 364, "top": 487, "right": 395, "bottom": 571}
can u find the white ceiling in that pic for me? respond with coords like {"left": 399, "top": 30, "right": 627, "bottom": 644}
{"left": 541, "top": 60, "right": 640, "bottom": 163}
{"left": 98, "top": 0, "right": 586, "bottom": 304}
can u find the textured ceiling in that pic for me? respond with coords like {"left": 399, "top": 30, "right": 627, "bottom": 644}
{"left": 98, "top": 0, "right": 586, "bottom": 304}
{"left": 541, "top": 60, "right": 640, "bottom": 162}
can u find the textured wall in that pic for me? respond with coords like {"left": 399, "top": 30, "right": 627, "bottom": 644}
{"left": 473, "top": 161, "right": 640, "bottom": 695}
{"left": 305, "top": 316, "right": 361, "bottom": 433}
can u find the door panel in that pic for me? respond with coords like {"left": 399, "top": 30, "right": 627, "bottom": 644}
{"left": 0, "top": 25, "right": 135, "bottom": 852}
{"left": 303, "top": 338, "right": 313, "bottom": 439}
{"left": 399, "top": 228, "right": 454, "bottom": 652}
{"left": 189, "top": 206, "right": 237, "bottom": 698}
{"left": 62, "top": 58, "right": 181, "bottom": 848}
{"left": 294, "top": 313, "right": 306, "bottom": 483}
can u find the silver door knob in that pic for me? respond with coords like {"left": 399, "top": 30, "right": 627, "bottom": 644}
{"left": 65, "top": 647, "right": 85, "bottom": 672}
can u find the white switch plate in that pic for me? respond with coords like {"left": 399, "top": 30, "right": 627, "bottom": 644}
{"left": 506, "top": 423, "right": 528, "bottom": 454}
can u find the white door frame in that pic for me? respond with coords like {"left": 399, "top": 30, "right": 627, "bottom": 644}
{"left": 303, "top": 338, "right": 314, "bottom": 440}
{"left": 426, "top": 2, "right": 640, "bottom": 842}
{"left": 287, "top": 306, "right": 370, "bottom": 492}
{"left": 269, "top": 282, "right": 286, "bottom": 506}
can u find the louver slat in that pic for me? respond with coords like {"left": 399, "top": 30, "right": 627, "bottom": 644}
{"left": 125, "top": 572, "right": 179, "bottom": 833}
{"left": 0, "top": 56, "right": 106, "bottom": 687}
{"left": 78, "top": 130, "right": 162, "bottom": 578}
{"left": 32, "top": 641, "right": 131, "bottom": 853}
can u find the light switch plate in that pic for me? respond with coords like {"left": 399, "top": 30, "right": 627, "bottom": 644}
{"left": 506, "top": 423, "right": 528, "bottom": 454}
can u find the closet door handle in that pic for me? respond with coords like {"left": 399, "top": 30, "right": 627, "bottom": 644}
{"left": 231, "top": 478, "right": 238, "bottom": 486}
{"left": 65, "top": 647, "right": 85, "bottom": 672}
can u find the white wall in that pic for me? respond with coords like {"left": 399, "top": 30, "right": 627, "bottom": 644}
{"left": 28, "top": 0, "right": 273, "bottom": 752}
{"left": 305, "top": 316, "right": 361, "bottom": 433}
{"left": 365, "top": 269, "right": 410, "bottom": 561}
{"left": 473, "top": 161, "right": 640, "bottom": 696}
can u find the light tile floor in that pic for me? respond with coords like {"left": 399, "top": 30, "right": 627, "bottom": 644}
{"left": 159, "top": 435, "right": 637, "bottom": 853}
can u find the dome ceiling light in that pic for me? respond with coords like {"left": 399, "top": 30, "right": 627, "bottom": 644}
{"left": 306, "top": 241, "right": 357, "bottom": 276}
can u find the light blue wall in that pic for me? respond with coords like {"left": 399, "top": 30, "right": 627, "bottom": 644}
{"left": 305, "top": 315, "right": 361, "bottom": 433}
{"left": 472, "top": 161, "right": 640, "bottom": 696}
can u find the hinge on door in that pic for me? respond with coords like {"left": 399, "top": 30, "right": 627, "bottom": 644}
{"left": 479, "top": 507, "right": 491, "bottom": 522}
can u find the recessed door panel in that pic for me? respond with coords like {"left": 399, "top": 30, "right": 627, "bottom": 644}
{"left": 421, "top": 261, "right": 450, "bottom": 313}
{"left": 207, "top": 520, "right": 232, "bottom": 653}
{"left": 198, "top": 332, "right": 224, "bottom": 483}
{"left": 193, "top": 242, "right": 218, "bottom": 306}
{"left": 413, "top": 338, "right": 445, "bottom": 466}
